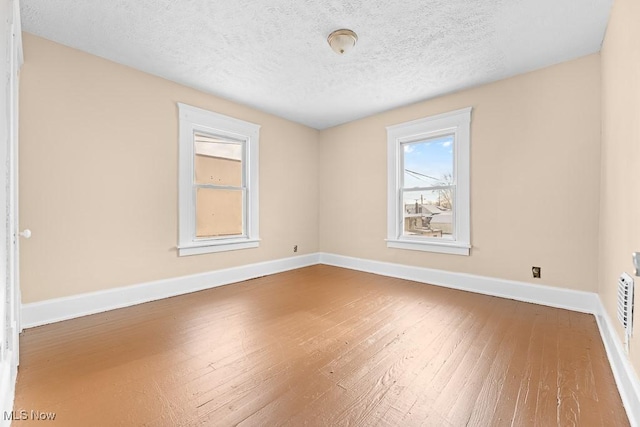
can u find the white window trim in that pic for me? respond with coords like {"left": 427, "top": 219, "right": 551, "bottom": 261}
{"left": 178, "top": 103, "right": 260, "bottom": 256}
{"left": 386, "top": 107, "right": 472, "bottom": 256}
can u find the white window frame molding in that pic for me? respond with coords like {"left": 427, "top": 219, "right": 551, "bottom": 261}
{"left": 386, "top": 107, "right": 472, "bottom": 256}
{"left": 178, "top": 103, "right": 260, "bottom": 256}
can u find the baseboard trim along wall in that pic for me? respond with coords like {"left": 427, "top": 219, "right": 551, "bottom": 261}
{"left": 595, "top": 302, "right": 640, "bottom": 427}
{"left": 21, "top": 251, "right": 600, "bottom": 327}
{"left": 21, "top": 253, "right": 320, "bottom": 329}
{"left": 318, "top": 253, "right": 601, "bottom": 314}
{"left": 19, "top": 252, "right": 639, "bottom": 426}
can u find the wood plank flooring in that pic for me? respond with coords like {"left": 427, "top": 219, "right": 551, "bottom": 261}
{"left": 13, "top": 265, "right": 629, "bottom": 426}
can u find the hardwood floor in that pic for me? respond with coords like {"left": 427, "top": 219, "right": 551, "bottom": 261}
{"left": 13, "top": 265, "right": 628, "bottom": 426}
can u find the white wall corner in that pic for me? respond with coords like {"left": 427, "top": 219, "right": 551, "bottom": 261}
{"left": 21, "top": 253, "right": 320, "bottom": 328}
{"left": 595, "top": 301, "right": 640, "bottom": 427}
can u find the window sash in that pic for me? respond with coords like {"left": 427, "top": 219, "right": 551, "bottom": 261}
{"left": 398, "top": 133, "right": 458, "bottom": 242}
{"left": 193, "top": 131, "right": 246, "bottom": 185}
{"left": 193, "top": 186, "right": 247, "bottom": 240}
{"left": 400, "top": 134, "right": 456, "bottom": 187}
{"left": 192, "top": 132, "right": 247, "bottom": 242}
{"left": 399, "top": 185, "right": 456, "bottom": 240}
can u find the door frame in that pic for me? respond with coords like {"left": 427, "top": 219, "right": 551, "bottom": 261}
{"left": 1, "top": 0, "right": 22, "bottom": 420}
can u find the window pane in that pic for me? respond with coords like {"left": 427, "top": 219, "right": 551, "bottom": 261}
{"left": 403, "top": 135, "right": 454, "bottom": 189}
{"left": 194, "top": 132, "right": 242, "bottom": 186}
{"left": 402, "top": 189, "right": 454, "bottom": 239}
{"left": 196, "top": 188, "right": 243, "bottom": 238}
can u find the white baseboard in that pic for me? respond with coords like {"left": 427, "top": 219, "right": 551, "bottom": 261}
{"left": 0, "top": 351, "right": 17, "bottom": 427}
{"left": 21, "top": 253, "right": 320, "bottom": 328}
{"left": 595, "top": 301, "right": 640, "bottom": 427}
{"left": 21, "top": 251, "right": 600, "bottom": 328}
{"left": 318, "top": 253, "right": 600, "bottom": 314}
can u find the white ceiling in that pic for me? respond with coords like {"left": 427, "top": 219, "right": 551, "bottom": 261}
{"left": 20, "top": 0, "right": 612, "bottom": 130}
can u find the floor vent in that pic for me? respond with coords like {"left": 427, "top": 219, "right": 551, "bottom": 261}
{"left": 617, "top": 272, "right": 634, "bottom": 354}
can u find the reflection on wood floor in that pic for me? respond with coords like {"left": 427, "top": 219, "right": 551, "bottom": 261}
{"left": 14, "top": 265, "right": 629, "bottom": 426}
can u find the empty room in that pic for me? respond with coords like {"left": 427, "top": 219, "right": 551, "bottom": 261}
{"left": 0, "top": 0, "right": 639, "bottom": 425}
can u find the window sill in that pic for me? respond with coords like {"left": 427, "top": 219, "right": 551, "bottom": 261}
{"left": 178, "top": 238, "right": 260, "bottom": 256}
{"left": 386, "top": 239, "right": 470, "bottom": 256}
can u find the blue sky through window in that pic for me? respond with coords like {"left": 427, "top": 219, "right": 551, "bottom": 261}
{"left": 403, "top": 134, "right": 454, "bottom": 188}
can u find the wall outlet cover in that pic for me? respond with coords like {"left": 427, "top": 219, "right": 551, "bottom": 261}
{"left": 532, "top": 266, "right": 541, "bottom": 278}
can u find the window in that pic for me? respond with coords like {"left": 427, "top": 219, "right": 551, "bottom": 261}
{"left": 386, "top": 107, "right": 471, "bottom": 255}
{"left": 178, "top": 103, "right": 260, "bottom": 256}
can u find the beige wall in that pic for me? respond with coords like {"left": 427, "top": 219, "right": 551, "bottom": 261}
{"left": 600, "top": 0, "right": 640, "bottom": 377}
{"left": 19, "top": 33, "right": 320, "bottom": 303}
{"left": 319, "top": 54, "right": 602, "bottom": 292}
{"left": 18, "top": 35, "right": 603, "bottom": 298}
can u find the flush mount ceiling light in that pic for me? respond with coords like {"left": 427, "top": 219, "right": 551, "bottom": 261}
{"left": 327, "top": 29, "right": 358, "bottom": 55}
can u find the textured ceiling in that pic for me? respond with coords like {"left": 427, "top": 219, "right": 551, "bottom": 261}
{"left": 20, "top": 0, "right": 612, "bottom": 129}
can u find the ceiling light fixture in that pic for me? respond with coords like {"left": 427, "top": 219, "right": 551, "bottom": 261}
{"left": 327, "top": 29, "right": 358, "bottom": 55}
